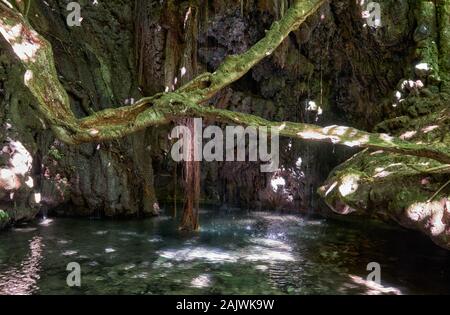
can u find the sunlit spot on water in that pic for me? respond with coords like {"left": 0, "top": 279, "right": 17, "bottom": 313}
{"left": 243, "top": 246, "right": 295, "bottom": 262}
{"left": 131, "top": 272, "right": 149, "bottom": 279}
{"left": 254, "top": 214, "right": 304, "bottom": 225}
{"left": 122, "top": 264, "right": 136, "bottom": 271}
{"left": 62, "top": 250, "right": 78, "bottom": 256}
{"left": 184, "top": 238, "right": 199, "bottom": 246}
{"left": 255, "top": 265, "right": 269, "bottom": 271}
{"left": 306, "top": 220, "right": 323, "bottom": 226}
{"left": 190, "top": 274, "right": 212, "bottom": 288}
{"left": 148, "top": 237, "right": 163, "bottom": 243}
{"left": 158, "top": 247, "right": 238, "bottom": 263}
{"left": 39, "top": 218, "right": 53, "bottom": 226}
{"left": 0, "top": 236, "right": 43, "bottom": 295}
{"left": 153, "top": 259, "right": 173, "bottom": 269}
{"left": 119, "top": 231, "right": 140, "bottom": 237}
{"left": 151, "top": 215, "right": 172, "bottom": 222}
{"left": 12, "top": 227, "right": 37, "bottom": 233}
{"left": 348, "top": 275, "right": 402, "bottom": 295}
{"left": 250, "top": 238, "right": 292, "bottom": 251}
{"left": 1, "top": 211, "right": 450, "bottom": 294}
{"left": 158, "top": 237, "right": 295, "bottom": 264}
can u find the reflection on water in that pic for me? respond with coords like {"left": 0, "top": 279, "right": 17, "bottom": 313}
{"left": 0, "top": 210, "right": 450, "bottom": 295}
{"left": 0, "top": 236, "right": 43, "bottom": 295}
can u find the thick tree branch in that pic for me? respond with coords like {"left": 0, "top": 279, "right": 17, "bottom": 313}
{"left": 1, "top": 0, "right": 450, "bottom": 164}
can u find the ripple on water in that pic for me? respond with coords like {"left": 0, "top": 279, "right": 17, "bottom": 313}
{"left": 1, "top": 211, "right": 449, "bottom": 294}
{"left": 62, "top": 250, "right": 78, "bottom": 256}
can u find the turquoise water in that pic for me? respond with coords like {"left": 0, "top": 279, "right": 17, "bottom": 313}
{"left": 0, "top": 209, "right": 449, "bottom": 295}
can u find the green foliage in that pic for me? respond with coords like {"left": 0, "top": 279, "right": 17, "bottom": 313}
{"left": 8, "top": 0, "right": 31, "bottom": 18}
{"left": 438, "top": 0, "right": 450, "bottom": 94}
{"left": 0, "top": 209, "right": 9, "bottom": 222}
{"left": 48, "top": 146, "right": 63, "bottom": 160}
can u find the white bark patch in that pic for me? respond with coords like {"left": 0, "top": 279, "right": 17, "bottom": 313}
{"left": 400, "top": 131, "right": 417, "bottom": 140}
{"left": 24, "top": 70, "right": 33, "bottom": 86}
{"left": 421, "top": 125, "right": 439, "bottom": 134}
{"left": 338, "top": 174, "right": 360, "bottom": 197}
{"left": 271, "top": 176, "right": 286, "bottom": 192}
{"left": 89, "top": 129, "right": 100, "bottom": 136}
{"left": 343, "top": 135, "right": 369, "bottom": 147}
{"left": 325, "top": 181, "right": 338, "bottom": 197}
{"left": 297, "top": 130, "right": 340, "bottom": 144}
{"left": 0, "top": 24, "right": 41, "bottom": 62}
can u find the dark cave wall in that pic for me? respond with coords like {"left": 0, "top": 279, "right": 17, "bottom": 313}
{"left": 0, "top": 0, "right": 428, "bottom": 226}
{"left": 318, "top": 1, "right": 450, "bottom": 250}
{"left": 172, "top": 0, "right": 415, "bottom": 211}
{"left": 0, "top": 0, "right": 162, "bottom": 223}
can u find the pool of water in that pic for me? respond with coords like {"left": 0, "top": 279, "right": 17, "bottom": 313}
{"left": 0, "top": 209, "right": 449, "bottom": 295}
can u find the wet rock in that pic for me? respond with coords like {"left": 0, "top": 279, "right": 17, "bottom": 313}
{"left": 413, "top": 25, "right": 431, "bottom": 42}
{"left": 319, "top": 107, "right": 450, "bottom": 250}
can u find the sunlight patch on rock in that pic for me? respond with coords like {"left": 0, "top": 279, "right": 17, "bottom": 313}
{"left": 338, "top": 174, "right": 360, "bottom": 197}
{"left": 343, "top": 135, "right": 369, "bottom": 147}
{"left": 0, "top": 23, "right": 41, "bottom": 61}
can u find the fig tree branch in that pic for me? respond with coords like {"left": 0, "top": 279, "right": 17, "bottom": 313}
{"left": 1, "top": 0, "right": 450, "bottom": 164}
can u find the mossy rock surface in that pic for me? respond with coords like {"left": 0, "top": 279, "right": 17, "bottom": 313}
{"left": 320, "top": 100, "right": 450, "bottom": 249}
{"left": 0, "top": 210, "right": 10, "bottom": 229}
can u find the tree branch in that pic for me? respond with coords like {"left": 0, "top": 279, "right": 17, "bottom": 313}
{"left": 1, "top": 0, "right": 450, "bottom": 164}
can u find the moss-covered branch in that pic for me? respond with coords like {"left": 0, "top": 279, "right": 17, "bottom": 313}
{"left": 1, "top": 0, "right": 450, "bottom": 165}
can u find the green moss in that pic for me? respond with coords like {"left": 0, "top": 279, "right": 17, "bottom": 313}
{"left": 48, "top": 146, "right": 64, "bottom": 160}
{"left": 318, "top": 98, "right": 450, "bottom": 248}
{"left": 10, "top": 0, "right": 31, "bottom": 18}
{"left": 438, "top": 0, "right": 450, "bottom": 93}
{"left": 0, "top": 210, "right": 9, "bottom": 228}
{"left": 84, "top": 43, "right": 114, "bottom": 101}
{"left": 414, "top": 1, "right": 440, "bottom": 81}
{"left": 0, "top": 210, "right": 8, "bottom": 220}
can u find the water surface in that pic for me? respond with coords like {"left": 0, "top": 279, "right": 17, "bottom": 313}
{"left": 0, "top": 210, "right": 449, "bottom": 295}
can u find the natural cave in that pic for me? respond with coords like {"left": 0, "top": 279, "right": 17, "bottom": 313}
{"left": 0, "top": 0, "right": 449, "bottom": 296}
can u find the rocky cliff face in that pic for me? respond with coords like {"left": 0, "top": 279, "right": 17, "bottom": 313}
{"left": 0, "top": 0, "right": 160, "bottom": 225}
{"left": 0, "top": 0, "right": 448, "bottom": 249}
{"left": 317, "top": 1, "right": 450, "bottom": 249}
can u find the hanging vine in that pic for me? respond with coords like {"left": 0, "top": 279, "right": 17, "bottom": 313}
{"left": 0, "top": 0, "right": 449, "bottom": 172}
